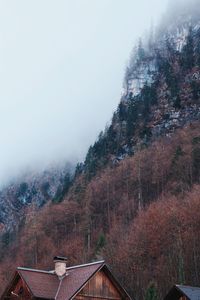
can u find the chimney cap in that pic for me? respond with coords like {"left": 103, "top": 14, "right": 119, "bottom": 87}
{"left": 53, "top": 256, "right": 68, "bottom": 262}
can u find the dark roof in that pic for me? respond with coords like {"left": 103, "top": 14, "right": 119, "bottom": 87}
{"left": 164, "top": 285, "right": 200, "bottom": 300}
{"left": 18, "top": 261, "right": 104, "bottom": 300}
{"left": 2, "top": 260, "right": 131, "bottom": 300}
{"left": 177, "top": 285, "right": 200, "bottom": 300}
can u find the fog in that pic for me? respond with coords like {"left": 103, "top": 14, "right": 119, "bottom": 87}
{"left": 167, "top": 0, "right": 200, "bottom": 14}
{"left": 0, "top": 0, "right": 169, "bottom": 184}
{"left": 159, "top": 0, "right": 200, "bottom": 30}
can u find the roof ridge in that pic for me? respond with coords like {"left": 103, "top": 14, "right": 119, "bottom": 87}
{"left": 66, "top": 260, "right": 105, "bottom": 271}
{"left": 17, "top": 260, "right": 105, "bottom": 274}
{"left": 176, "top": 284, "right": 200, "bottom": 289}
{"left": 17, "top": 267, "right": 54, "bottom": 274}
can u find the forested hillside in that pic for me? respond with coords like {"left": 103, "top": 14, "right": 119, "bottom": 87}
{"left": 80, "top": 23, "right": 200, "bottom": 179}
{"left": 0, "top": 123, "right": 200, "bottom": 299}
{"left": 1, "top": 1, "right": 200, "bottom": 300}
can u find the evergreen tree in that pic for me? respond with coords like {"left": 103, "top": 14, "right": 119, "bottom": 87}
{"left": 194, "top": 29, "right": 200, "bottom": 66}
{"left": 95, "top": 233, "right": 106, "bottom": 254}
{"left": 145, "top": 282, "right": 158, "bottom": 300}
{"left": 174, "top": 94, "right": 181, "bottom": 109}
{"left": 126, "top": 99, "right": 138, "bottom": 141}
{"left": 148, "top": 21, "right": 155, "bottom": 52}
{"left": 181, "top": 27, "right": 195, "bottom": 70}
{"left": 117, "top": 102, "right": 127, "bottom": 121}
{"left": 191, "top": 80, "right": 200, "bottom": 101}
{"left": 160, "top": 57, "right": 180, "bottom": 104}
{"left": 178, "top": 250, "right": 185, "bottom": 285}
{"left": 84, "top": 146, "right": 98, "bottom": 178}
{"left": 192, "top": 137, "right": 200, "bottom": 182}
{"left": 137, "top": 38, "right": 145, "bottom": 62}
{"left": 52, "top": 173, "right": 72, "bottom": 203}
{"left": 75, "top": 162, "right": 84, "bottom": 177}
{"left": 141, "top": 83, "right": 157, "bottom": 120}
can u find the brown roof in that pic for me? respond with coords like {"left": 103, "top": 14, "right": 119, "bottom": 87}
{"left": 2, "top": 260, "right": 132, "bottom": 300}
{"left": 18, "top": 261, "right": 105, "bottom": 300}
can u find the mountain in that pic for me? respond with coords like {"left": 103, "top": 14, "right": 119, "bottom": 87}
{"left": 0, "top": 163, "right": 74, "bottom": 232}
{"left": 1, "top": 123, "right": 200, "bottom": 299}
{"left": 79, "top": 4, "right": 200, "bottom": 179}
{"left": 1, "top": 1, "right": 200, "bottom": 299}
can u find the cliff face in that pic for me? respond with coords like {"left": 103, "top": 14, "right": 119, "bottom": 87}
{"left": 1, "top": 1, "right": 200, "bottom": 236}
{"left": 0, "top": 164, "right": 73, "bottom": 232}
{"left": 123, "top": 6, "right": 200, "bottom": 101}
{"left": 81, "top": 14, "right": 200, "bottom": 178}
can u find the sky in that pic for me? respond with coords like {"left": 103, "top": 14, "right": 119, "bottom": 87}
{"left": 0, "top": 0, "right": 168, "bottom": 184}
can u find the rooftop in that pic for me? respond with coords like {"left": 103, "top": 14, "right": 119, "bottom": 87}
{"left": 7, "top": 261, "right": 106, "bottom": 300}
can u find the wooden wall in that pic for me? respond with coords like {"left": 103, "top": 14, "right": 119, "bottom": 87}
{"left": 3, "top": 275, "right": 32, "bottom": 300}
{"left": 75, "top": 270, "right": 122, "bottom": 300}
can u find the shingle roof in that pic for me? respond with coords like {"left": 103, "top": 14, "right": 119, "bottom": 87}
{"left": 17, "top": 261, "right": 105, "bottom": 300}
{"left": 18, "top": 268, "right": 58, "bottom": 299}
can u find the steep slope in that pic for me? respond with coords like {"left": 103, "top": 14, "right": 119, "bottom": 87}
{"left": 1, "top": 1, "right": 200, "bottom": 299}
{"left": 0, "top": 163, "right": 73, "bottom": 232}
{"left": 0, "top": 123, "right": 200, "bottom": 299}
{"left": 79, "top": 2, "right": 200, "bottom": 179}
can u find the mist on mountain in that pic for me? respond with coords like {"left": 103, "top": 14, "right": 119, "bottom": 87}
{"left": 0, "top": 0, "right": 167, "bottom": 186}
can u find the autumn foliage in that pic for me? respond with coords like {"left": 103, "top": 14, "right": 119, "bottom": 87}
{"left": 0, "top": 123, "right": 200, "bottom": 299}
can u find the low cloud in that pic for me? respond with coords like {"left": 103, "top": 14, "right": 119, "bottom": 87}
{"left": 0, "top": 0, "right": 168, "bottom": 185}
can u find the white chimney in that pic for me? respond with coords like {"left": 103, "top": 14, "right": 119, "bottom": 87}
{"left": 54, "top": 256, "right": 67, "bottom": 278}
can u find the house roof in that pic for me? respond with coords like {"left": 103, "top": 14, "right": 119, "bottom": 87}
{"left": 164, "top": 285, "right": 200, "bottom": 300}
{"left": 176, "top": 285, "right": 200, "bottom": 300}
{"left": 2, "top": 260, "right": 131, "bottom": 300}
{"left": 18, "top": 261, "right": 104, "bottom": 300}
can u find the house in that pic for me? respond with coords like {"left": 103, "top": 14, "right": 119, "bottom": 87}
{"left": 164, "top": 285, "right": 200, "bottom": 300}
{"left": 1, "top": 257, "right": 132, "bottom": 300}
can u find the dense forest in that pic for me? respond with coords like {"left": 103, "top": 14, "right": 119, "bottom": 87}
{"left": 0, "top": 123, "right": 200, "bottom": 299}
{"left": 1, "top": 2, "right": 200, "bottom": 300}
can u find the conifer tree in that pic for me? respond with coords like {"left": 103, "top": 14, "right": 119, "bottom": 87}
{"left": 182, "top": 27, "right": 195, "bottom": 70}
{"left": 145, "top": 282, "right": 158, "bottom": 300}
{"left": 195, "top": 30, "right": 200, "bottom": 66}
{"left": 137, "top": 38, "right": 145, "bottom": 62}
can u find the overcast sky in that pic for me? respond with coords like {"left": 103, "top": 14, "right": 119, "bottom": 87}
{"left": 0, "top": 0, "right": 168, "bottom": 184}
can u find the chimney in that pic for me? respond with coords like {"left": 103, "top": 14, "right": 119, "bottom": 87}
{"left": 54, "top": 256, "right": 67, "bottom": 278}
